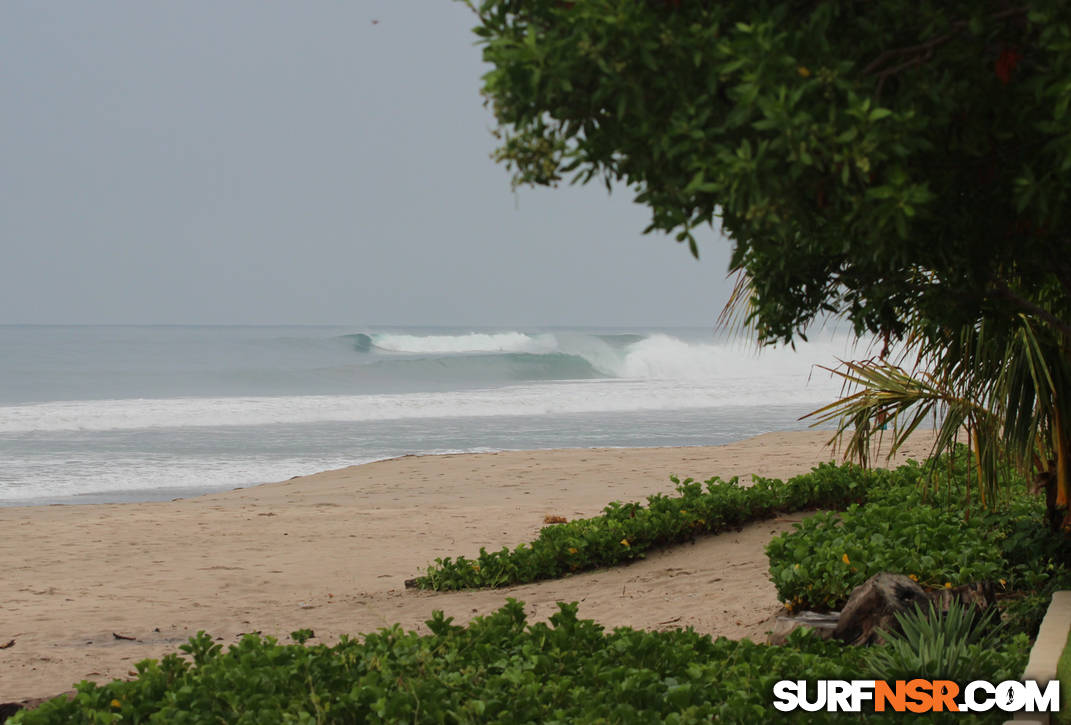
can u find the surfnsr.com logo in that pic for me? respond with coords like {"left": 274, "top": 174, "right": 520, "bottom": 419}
{"left": 773, "top": 679, "right": 1059, "bottom": 714}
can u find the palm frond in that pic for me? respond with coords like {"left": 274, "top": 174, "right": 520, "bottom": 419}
{"left": 717, "top": 270, "right": 760, "bottom": 344}
{"left": 805, "top": 358, "right": 991, "bottom": 466}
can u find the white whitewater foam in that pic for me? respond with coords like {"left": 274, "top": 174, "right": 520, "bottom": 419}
{"left": 616, "top": 333, "right": 868, "bottom": 380}
{"left": 0, "top": 449, "right": 506, "bottom": 502}
{"left": 0, "top": 454, "right": 372, "bottom": 502}
{"left": 0, "top": 375, "right": 848, "bottom": 434}
{"left": 371, "top": 331, "right": 557, "bottom": 355}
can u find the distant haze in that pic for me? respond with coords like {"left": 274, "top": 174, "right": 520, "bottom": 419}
{"left": 0, "top": 2, "right": 733, "bottom": 327}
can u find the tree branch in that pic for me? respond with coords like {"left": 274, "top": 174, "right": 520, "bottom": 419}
{"left": 863, "top": 6, "right": 1029, "bottom": 86}
{"left": 875, "top": 47, "right": 935, "bottom": 98}
{"left": 863, "top": 30, "right": 958, "bottom": 77}
{"left": 990, "top": 283, "right": 1071, "bottom": 339}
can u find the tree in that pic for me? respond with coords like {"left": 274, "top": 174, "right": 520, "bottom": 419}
{"left": 461, "top": 0, "right": 1071, "bottom": 525}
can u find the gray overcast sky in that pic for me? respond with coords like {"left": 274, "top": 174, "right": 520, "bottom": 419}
{"left": 0, "top": 1, "right": 733, "bottom": 327}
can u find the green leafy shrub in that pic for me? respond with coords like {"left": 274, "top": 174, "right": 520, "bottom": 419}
{"left": 15, "top": 598, "right": 1031, "bottom": 724}
{"left": 766, "top": 498, "right": 1004, "bottom": 611}
{"left": 768, "top": 446, "right": 1069, "bottom": 612}
{"left": 417, "top": 461, "right": 915, "bottom": 590}
{"left": 14, "top": 599, "right": 1037, "bottom": 724}
{"left": 14, "top": 600, "right": 866, "bottom": 725}
{"left": 1000, "top": 565, "right": 1071, "bottom": 638}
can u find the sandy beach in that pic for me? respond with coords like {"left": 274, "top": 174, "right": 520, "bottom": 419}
{"left": 1, "top": 429, "right": 938, "bottom": 702}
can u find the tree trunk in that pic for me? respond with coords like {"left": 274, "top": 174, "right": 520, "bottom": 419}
{"left": 1054, "top": 410, "right": 1070, "bottom": 530}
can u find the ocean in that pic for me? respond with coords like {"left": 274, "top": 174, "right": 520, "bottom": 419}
{"left": 0, "top": 325, "right": 864, "bottom": 505}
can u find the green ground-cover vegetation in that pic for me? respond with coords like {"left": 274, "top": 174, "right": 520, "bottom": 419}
{"left": 11, "top": 601, "right": 1030, "bottom": 724}
{"left": 416, "top": 449, "right": 1070, "bottom": 616}
{"left": 768, "top": 451, "right": 1071, "bottom": 613}
{"left": 13, "top": 452, "right": 1068, "bottom": 723}
{"left": 15, "top": 603, "right": 863, "bottom": 724}
{"left": 414, "top": 460, "right": 907, "bottom": 591}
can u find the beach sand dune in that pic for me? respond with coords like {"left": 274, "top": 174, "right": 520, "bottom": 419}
{"left": 0, "top": 430, "right": 937, "bottom": 702}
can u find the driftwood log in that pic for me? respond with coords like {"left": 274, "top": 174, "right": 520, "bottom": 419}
{"left": 767, "top": 610, "right": 841, "bottom": 645}
{"left": 831, "top": 573, "right": 998, "bottom": 646}
{"left": 833, "top": 572, "right": 929, "bottom": 645}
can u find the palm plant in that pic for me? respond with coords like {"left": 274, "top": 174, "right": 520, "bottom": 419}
{"left": 722, "top": 272, "right": 1071, "bottom": 529}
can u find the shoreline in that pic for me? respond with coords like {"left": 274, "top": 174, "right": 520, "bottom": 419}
{"left": 0, "top": 429, "right": 937, "bottom": 702}
{"left": 1, "top": 421, "right": 828, "bottom": 509}
{"left": 0, "top": 439, "right": 797, "bottom": 509}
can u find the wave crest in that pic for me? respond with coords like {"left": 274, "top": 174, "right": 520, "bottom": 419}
{"left": 371, "top": 332, "right": 555, "bottom": 355}
{"left": 326, "top": 330, "right": 869, "bottom": 384}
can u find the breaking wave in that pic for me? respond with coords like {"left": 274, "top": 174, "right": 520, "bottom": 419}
{"left": 334, "top": 329, "right": 868, "bottom": 382}
{"left": 0, "top": 330, "right": 871, "bottom": 433}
